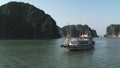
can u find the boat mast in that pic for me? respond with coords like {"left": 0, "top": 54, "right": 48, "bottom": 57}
{"left": 67, "top": 23, "right": 71, "bottom": 45}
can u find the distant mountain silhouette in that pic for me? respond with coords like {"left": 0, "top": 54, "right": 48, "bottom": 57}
{"left": 0, "top": 2, "right": 61, "bottom": 39}
{"left": 59, "top": 24, "right": 98, "bottom": 37}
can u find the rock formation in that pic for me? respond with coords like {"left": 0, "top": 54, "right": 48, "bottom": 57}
{"left": 105, "top": 24, "right": 120, "bottom": 37}
{"left": 0, "top": 2, "right": 61, "bottom": 39}
{"left": 59, "top": 24, "right": 99, "bottom": 37}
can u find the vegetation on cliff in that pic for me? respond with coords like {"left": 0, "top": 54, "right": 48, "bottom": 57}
{"left": 0, "top": 2, "right": 61, "bottom": 39}
{"left": 105, "top": 24, "right": 120, "bottom": 37}
{"left": 59, "top": 24, "right": 99, "bottom": 37}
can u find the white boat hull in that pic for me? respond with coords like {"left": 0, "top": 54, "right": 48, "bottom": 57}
{"left": 61, "top": 43, "right": 94, "bottom": 50}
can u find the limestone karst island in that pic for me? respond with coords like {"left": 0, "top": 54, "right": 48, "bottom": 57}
{"left": 105, "top": 24, "right": 120, "bottom": 38}
{"left": 0, "top": 2, "right": 61, "bottom": 39}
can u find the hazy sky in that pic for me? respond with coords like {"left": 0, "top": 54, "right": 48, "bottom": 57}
{"left": 0, "top": 0, "right": 120, "bottom": 36}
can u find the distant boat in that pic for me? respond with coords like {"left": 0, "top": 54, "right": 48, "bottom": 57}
{"left": 61, "top": 34, "right": 95, "bottom": 50}
{"left": 61, "top": 24, "right": 95, "bottom": 51}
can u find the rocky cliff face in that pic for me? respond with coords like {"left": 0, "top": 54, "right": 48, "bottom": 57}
{"left": 91, "top": 29, "right": 99, "bottom": 37}
{"left": 0, "top": 2, "right": 61, "bottom": 39}
{"left": 105, "top": 24, "right": 120, "bottom": 37}
{"left": 59, "top": 24, "right": 99, "bottom": 37}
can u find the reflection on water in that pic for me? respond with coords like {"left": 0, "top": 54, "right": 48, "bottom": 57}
{"left": 0, "top": 38, "right": 120, "bottom": 68}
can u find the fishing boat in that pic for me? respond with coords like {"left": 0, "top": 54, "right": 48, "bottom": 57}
{"left": 61, "top": 34, "right": 95, "bottom": 50}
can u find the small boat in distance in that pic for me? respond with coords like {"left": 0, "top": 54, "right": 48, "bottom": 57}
{"left": 61, "top": 24, "right": 95, "bottom": 51}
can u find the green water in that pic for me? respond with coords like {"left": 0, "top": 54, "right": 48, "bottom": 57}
{"left": 0, "top": 38, "right": 120, "bottom": 68}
